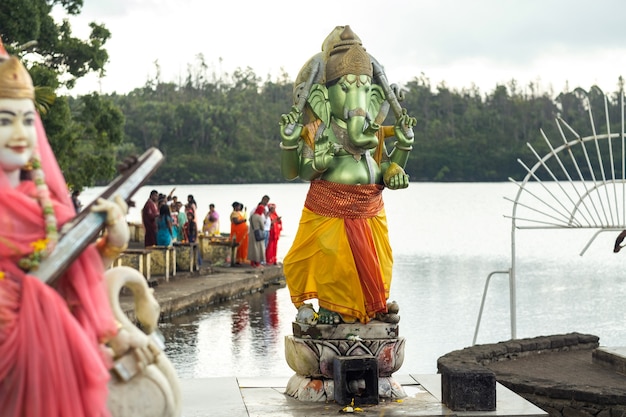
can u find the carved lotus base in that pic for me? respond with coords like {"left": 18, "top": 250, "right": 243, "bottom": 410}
{"left": 285, "top": 373, "right": 406, "bottom": 402}
{"left": 284, "top": 321, "right": 406, "bottom": 402}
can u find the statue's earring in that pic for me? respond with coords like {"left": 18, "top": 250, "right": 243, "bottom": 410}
{"left": 20, "top": 159, "right": 33, "bottom": 180}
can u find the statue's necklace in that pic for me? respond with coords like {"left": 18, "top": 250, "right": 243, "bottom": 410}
{"left": 18, "top": 156, "right": 59, "bottom": 272}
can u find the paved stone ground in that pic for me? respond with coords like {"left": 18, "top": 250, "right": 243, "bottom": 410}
{"left": 486, "top": 349, "right": 626, "bottom": 390}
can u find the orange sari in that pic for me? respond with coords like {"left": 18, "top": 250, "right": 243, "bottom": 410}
{"left": 230, "top": 210, "right": 249, "bottom": 263}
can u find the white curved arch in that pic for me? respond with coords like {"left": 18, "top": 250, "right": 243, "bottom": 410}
{"left": 475, "top": 91, "right": 626, "bottom": 344}
{"left": 509, "top": 119, "right": 625, "bottom": 230}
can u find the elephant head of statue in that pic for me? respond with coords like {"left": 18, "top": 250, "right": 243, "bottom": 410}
{"left": 306, "top": 26, "right": 387, "bottom": 150}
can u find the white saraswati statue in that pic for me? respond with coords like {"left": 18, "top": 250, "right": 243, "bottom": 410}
{"left": 0, "top": 39, "right": 180, "bottom": 417}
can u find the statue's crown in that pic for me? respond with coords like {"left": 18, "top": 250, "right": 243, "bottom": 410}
{"left": 325, "top": 25, "right": 372, "bottom": 83}
{"left": 0, "top": 56, "right": 34, "bottom": 100}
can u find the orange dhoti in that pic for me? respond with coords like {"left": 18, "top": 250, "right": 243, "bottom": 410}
{"left": 283, "top": 180, "right": 392, "bottom": 323}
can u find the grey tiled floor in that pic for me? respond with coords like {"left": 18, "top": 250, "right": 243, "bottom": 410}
{"left": 179, "top": 374, "right": 547, "bottom": 417}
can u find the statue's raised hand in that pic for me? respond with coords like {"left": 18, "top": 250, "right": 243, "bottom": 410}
{"left": 279, "top": 105, "right": 303, "bottom": 145}
{"left": 91, "top": 195, "right": 130, "bottom": 261}
{"left": 395, "top": 109, "right": 417, "bottom": 147}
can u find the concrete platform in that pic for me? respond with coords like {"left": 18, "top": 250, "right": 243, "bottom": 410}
{"left": 486, "top": 346, "right": 626, "bottom": 392}
{"left": 118, "top": 263, "right": 285, "bottom": 320}
{"left": 479, "top": 339, "right": 626, "bottom": 415}
{"left": 180, "top": 375, "right": 547, "bottom": 417}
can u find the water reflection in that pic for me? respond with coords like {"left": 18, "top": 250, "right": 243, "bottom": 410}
{"left": 232, "top": 290, "right": 280, "bottom": 356}
{"left": 161, "top": 282, "right": 294, "bottom": 378}
{"left": 161, "top": 247, "right": 626, "bottom": 378}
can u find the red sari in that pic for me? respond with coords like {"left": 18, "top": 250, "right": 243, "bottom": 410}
{"left": 265, "top": 208, "right": 282, "bottom": 265}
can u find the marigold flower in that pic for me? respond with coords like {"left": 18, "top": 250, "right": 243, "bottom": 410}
{"left": 31, "top": 238, "right": 49, "bottom": 252}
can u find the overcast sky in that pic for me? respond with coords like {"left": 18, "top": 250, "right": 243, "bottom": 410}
{"left": 59, "top": 0, "right": 626, "bottom": 97}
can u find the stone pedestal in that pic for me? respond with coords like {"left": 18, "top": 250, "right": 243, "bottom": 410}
{"left": 284, "top": 321, "right": 406, "bottom": 402}
{"left": 148, "top": 246, "right": 176, "bottom": 279}
{"left": 128, "top": 222, "right": 144, "bottom": 243}
{"left": 173, "top": 242, "right": 199, "bottom": 272}
{"left": 439, "top": 362, "right": 496, "bottom": 411}
{"left": 198, "top": 235, "right": 233, "bottom": 265}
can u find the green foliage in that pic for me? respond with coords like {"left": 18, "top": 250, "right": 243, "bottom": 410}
{"left": 400, "top": 77, "right": 625, "bottom": 182}
{"left": 0, "top": 0, "right": 124, "bottom": 190}
{"left": 42, "top": 94, "right": 124, "bottom": 190}
{"left": 109, "top": 65, "right": 291, "bottom": 184}
{"left": 0, "top": 0, "right": 110, "bottom": 88}
{"left": 106, "top": 67, "right": 626, "bottom": 184}
{"left": 63, "top": 94, "right": 125, "bottom": 188}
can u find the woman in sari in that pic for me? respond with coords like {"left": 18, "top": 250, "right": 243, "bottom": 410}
{"left": 186, "top": 194, "right": 197, "bottom": 215}
{"left": 0, "top": 50, "right": 129, "bottom": 416}
{"left": 156, "top": 203, "right": 173, "bottom": 246}
{"left": 175, "top": 201, "right": 187, "bottom": 241}
{"left": 247, "top": 204, "right": 266, "bottom": 268}
{"left": 230, "top": 201, "right": 248, "bottom": 264}
{"left": 265, "top": 203, "right": 282, "bottom": 265}
{"left": 202, "top": 203, "right": 220, "bottom": 236}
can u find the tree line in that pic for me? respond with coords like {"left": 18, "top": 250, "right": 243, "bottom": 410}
{"left": 100, "top": 69, "right": 625, "bottom": 185}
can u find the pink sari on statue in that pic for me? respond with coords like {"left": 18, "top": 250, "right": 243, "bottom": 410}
{"left": 0, "top": 116, "right": 117, "bottom": 417}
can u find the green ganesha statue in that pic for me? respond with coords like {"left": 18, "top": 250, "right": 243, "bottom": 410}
{"left": 279, "top": 25, "right": 416, "bottom": 325}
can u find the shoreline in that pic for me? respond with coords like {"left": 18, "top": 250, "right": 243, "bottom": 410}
{"left": 118, "top": 263, "right": 285, "bottom": 322}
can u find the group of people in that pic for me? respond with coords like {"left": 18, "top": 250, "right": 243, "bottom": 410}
{"left": 142, "top": 189, "right": 202, "bottom": 247}
{"left": 142, "top": 190, "right": 282, "bottom": 266}
{"left": 230, "top": 195, "right": 282, "bottom": 267}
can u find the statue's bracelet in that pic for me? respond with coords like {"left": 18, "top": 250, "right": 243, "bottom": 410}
{"left": 280, "top": 142, "right": 299, "bottom": 150}
{"left": 96, "top": 236, "right": 128, "bottom": 258}
{"left": 311, "top": 160, "right": 325, "bottom": 173}
{"left": 394, "top": 141, "right": 413, "bottom": 151}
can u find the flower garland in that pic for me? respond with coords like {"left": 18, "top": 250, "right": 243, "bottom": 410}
{"left": 17, "top": 155, "right": 59, "bottom": 272}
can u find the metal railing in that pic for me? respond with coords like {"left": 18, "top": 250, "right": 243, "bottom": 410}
{"left": 473, "top": 269, "right": 511, "bottom": 345}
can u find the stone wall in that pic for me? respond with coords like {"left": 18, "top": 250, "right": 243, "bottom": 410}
{"left": 438, "top": 333, "right": 626, "bottom": 417}
{"left": 197, "top": 235, "right": 234, "bottom": 265}
{"left": 124, "top": 222, "right": 234, "bottom": 271}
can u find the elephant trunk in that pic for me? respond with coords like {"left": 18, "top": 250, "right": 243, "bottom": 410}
{"left": 344, "top": 108, "right": 378, "bottom": 148}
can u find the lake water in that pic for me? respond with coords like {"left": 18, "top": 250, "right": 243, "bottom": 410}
{"left": 82, "top": 182, "right": 626, "bottom": 377}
